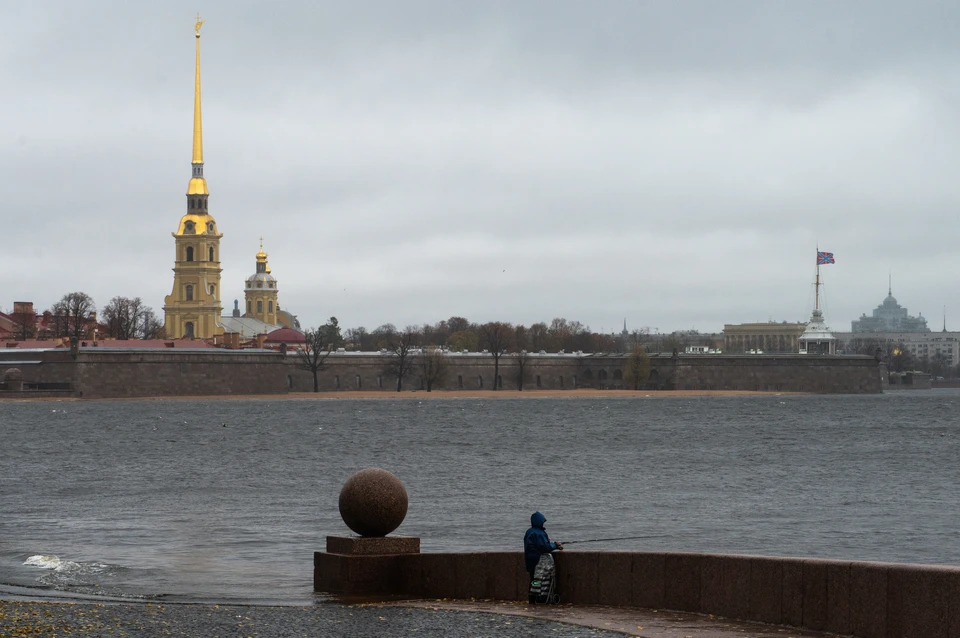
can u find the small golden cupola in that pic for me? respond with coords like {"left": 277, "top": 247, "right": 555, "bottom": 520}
{"left": 244, "top": 238, "right": 279, "bottom": 325}
{"left": 163, "top": 16, "right": 224, "bottom": 340}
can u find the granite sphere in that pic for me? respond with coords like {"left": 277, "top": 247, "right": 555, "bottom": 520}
{"left": 338, "top": 468, "right": 408, "bottom": 537}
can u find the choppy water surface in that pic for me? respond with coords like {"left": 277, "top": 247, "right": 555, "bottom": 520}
{"left": 1, "top": 391, "right": 959, "bottom": 605}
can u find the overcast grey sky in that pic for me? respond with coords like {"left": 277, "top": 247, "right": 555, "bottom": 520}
{"left": 3, "top": 1, "right": 958, "bottom": 334}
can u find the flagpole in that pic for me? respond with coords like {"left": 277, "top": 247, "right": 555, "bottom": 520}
{"left": 815, "top": 247, "right": 820, "bottom": 312}
{"left": 815, "top": 261, "right": 820, "bottom": 311}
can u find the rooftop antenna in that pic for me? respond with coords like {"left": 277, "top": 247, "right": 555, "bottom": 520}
{"left": 944, "top": 305, "right": 947, "bottom": 333}
{"left": 889, "top": 271, "right": 892, "bottom": 296}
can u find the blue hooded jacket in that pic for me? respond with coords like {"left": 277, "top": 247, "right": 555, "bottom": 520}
{"left": 523, "top": 511, "right": 559, "bottom": 573}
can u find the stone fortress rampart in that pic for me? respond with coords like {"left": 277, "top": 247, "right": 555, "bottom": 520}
{"left": 0, "top": 346, "right": 885, "bottom": 398}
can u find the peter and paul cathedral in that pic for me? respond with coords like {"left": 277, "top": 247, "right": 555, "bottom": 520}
{"left": 163, "top": 17, "right": 224, "bottom": 339}
{"left": 163, "top": 18, "right": 301, "bottom": 342}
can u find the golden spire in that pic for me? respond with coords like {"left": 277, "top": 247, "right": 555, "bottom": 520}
{"left": 193, "top": 14, "right": 204, "bottom": 164}
{"left": 256, "top": 237, "right": 268, "bottom": 262}
{"left": 187, "top": 14, "right": 209, "bottom": 196}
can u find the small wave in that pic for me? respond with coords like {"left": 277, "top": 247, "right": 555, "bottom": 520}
{"left": 24, "top": 555, "right": 63, "bottom": 569}
{"left": 24, "top": 555, "right": 108, "bottom": 575}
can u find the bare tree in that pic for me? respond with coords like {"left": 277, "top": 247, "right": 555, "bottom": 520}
{"left": 384, "top": 325, "right": 420, "bottom": 392}
{"left": 49, "top": 292, "right": 95, "bottom": 340}
{"left": 10, "top": 305, "right": 36, "bottom": 340}
{"left": 101, "top": 296, "right": 162, "bottom": 340}
{"left": 102, "top": 296, "right": 136, "bottom": 340}
{"left": 479, "top": 321, "right": 513, "bottom": 390}
{"left": 529, "top": 322, "right": 549, "bottom": 351}
{"left": 297, "top": 326, "right": 333, "bottom": 392}
{"left": 513, "top": 349, "right": 532, "bottom": 391}
{"left": 624, "top": 345, "right": 651, "bottom": 390}
{"left": 140, "top": 308, "right": 163, "bottom": 339}
{"left": 418, "top": 347, "right": 448, "bottom": 392}
{"left": 345, "top": 326, "right": 368, "bottom": 351}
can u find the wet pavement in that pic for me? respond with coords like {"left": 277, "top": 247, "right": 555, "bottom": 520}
{"left": 392, "top": 599, "right": 833, "bottom": 637}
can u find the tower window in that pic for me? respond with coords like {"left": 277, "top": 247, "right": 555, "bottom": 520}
{"left": 190, "top": 200, "right": 195, "bottom": 209}
{"left": 268, "top": 301, "right": 273, "bottom": 312}
{"left": 247, "top": 300, "right": 251, "bottom": 313}
{"left": 208, "top": 247, "right": 214, "bottom": 261}
{"left": 209, "top": 284, "right": 215, "bottom": 296}
{"left": 186, "top": 246, "right": 194, "bottom": 262}
{"left": 184, "top": 221, "right": 195, "bottom": 234}
{"left": 207, "top": 222, "right": 214, "bottom": 232}
{"left": 257, "top": 300, "right": 263, "bottom": 313}
{"left": 257, "top": 282, "right": 263, "bottom": 288}
{"left": 185, "top": 285, "right": 193, "bottom": 301}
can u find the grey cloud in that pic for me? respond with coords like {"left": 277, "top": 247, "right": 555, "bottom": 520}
{"left": 2, "top": 1, "right": 959, "bottom": 334}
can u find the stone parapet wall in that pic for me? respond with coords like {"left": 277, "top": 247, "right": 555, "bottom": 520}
{"left": 287, "top": 352, "right": 883, "bottom": 394}
{"left": 0, "top": 349, "right": 883, "bottom": 398}
{"left": 673, "top": 355, "right": 884, "bottom": 393}
{"left": 315, "top": 549, "right": 960, "bottom": 637}
{"left": 0, "top": 348, "right": 287, "bottom": 398}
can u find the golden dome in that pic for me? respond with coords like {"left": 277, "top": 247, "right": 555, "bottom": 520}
{"left": 175, "top": 213, "right": 219, "bottom": 236}
{"left": 256, "top": 237, "right": 268, "bottom": 262}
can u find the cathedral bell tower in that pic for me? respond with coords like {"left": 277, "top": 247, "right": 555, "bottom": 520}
{"left": 244, "top": 239, "right": 279, "bottom": 325}
{"left": 163, "top": 16, "right": 224, "bottom": 339}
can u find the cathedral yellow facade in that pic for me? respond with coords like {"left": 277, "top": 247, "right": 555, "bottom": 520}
{"left": 163, "top": 18, "right": 224, "bottom": 340}
{"left": 244, "top": 241, "right": 279, "bottom": 325}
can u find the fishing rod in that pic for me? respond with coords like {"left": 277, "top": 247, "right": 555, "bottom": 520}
{"left": 561, "top": 534, "right": 660, "bottom": 546}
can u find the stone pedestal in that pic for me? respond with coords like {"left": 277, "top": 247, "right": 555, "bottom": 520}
{"left": 326, "top": 535, "right": 420, "bottom": 555}
{"left": 314, "top": 535, "right": 421, "bottom": 596}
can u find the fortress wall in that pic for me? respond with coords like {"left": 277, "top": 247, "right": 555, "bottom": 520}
{"left": 1, "top": 349, "right": 883, "bottom": 398}
{"left": 0, "top": 348, "right": 287, "bottom": 398}
{"left": 316, "top": 549, "right": 960, "bottom": 637}
{"left": 70, "top": 350, "right": 288, "bottom": 398}
{"left": 0, "top": 350, "right": 80, "bottom": 389}
{"left": 673, "top": 355, "right": 884, "bottom": 393}
{"left": 286, "top": 352, "right": 883, "bottom": 394}
{"left": 283, "top": 352, "right": 652, "bottom": 393}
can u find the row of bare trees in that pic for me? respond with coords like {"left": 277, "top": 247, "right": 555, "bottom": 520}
{"left": 5, "top": 292, "right": 162, "bottom": 341}
{"left": 295, "top": 319, "right": 654, "bottom": 393}
{"left": 342, "top": 316, "right": 713, "bottom": 357}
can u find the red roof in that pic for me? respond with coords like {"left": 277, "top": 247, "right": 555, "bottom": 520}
{"left": 263, "top": 327, "right": 306, "bottom": 343}
{"left": 1, "top": 339, "right": 215, "bottom": 349}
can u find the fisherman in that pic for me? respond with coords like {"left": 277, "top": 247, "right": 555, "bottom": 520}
{"left": 524, "top": 511, "right": 562, "bottom": 603}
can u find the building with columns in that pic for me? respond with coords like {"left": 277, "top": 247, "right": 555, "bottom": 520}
{"left": 722, "top": 322, "right": 807, "bottom": 353}
{"left": 163, "top": 18, "right": 224, "bottom": 339}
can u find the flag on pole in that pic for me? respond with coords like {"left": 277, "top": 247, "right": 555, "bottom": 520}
{"left": 817, "top": 251, "right": 835, "bottom": 265}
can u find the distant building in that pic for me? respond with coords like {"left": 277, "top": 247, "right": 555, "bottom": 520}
{"left": 723, "top": 322, "right": 807, "bottom": 353}
{"left": 851, "top": 284, "right": 929, "bottom": 333}
{"left": 835, "top": 331, "right": 960, "bottom": 368}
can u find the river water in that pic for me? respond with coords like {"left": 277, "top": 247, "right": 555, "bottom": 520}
{"left": 1, "top": 391, "right": 958, "bottom": 605}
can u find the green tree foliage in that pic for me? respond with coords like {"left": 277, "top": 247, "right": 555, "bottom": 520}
{"left": 447, "top": 330, "right": 479, "bottom": 353}
{"left": 322, "top": 316, "right": 344, "bottom": 348}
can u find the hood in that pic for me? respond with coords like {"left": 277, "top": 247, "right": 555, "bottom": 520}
{"left": 530, "top": 511, "right": 546, "bottom": 528}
